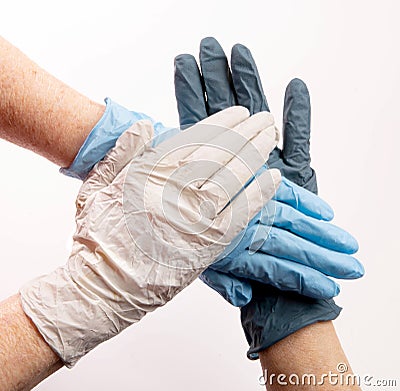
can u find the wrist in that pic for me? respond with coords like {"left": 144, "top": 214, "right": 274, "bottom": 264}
{"left": 0, "top": 295, "right": 62, "bottom": 390}
{"left": 19, "top": 263, "right": 132, "bottom": 368}
{"left": 60, "top": 98, "right": 133, "bottom": 180}
{"left": 60, "top": 97, "right": 180, "bottom": 181}
{"left": 60, "top": 98, "right": 159, "bottom": 180}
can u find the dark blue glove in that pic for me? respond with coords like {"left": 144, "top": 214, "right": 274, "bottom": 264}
{"left": 174, "top": 37, "right": 344, "bottom": 358}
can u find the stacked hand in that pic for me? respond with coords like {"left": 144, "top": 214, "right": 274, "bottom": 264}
{"left": 174, "top": 37, "right": 364, "bottom": 358}
{"left": 20, "top": 38, "right": 364, "bottom": 369}
{"left": 21, "top": 107, "right": 281, "bottom": 367}
{"left": 174, "top": 37, "right": 363, "bottom": 306}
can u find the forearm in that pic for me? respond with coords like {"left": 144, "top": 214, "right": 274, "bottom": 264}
{"left": 259, "top": 321, "right": 360, "bottom": 390}
{"left": 0, "top": 36, "right": 104, "bottom": 167}
{"left": 0, "top": 295, "right": 62, "bottom": 391}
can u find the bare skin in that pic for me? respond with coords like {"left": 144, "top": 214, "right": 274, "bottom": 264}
{"left": 0, "top": 35, "right": 104, "bottom": 390}
{"left": 0, "top": 36, "right": 359, "bottom": 390}
{"left": 0, "top": 295, "right": 62, "bottom": 391}
{"left": 0, "top": 36, "right": 104, "bottom": 167}
{"left": 259, "top": 321, "right": 361, "bottom": 390}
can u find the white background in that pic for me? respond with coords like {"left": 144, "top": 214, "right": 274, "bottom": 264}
{"left": 0, "top": 0, "right": 399, "bottom": 389}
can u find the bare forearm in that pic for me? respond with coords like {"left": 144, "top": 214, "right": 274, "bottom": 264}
{"left": 0, "top": 36, "right": 104, "bottom": 167}
{"left": 0, "top": 295, "right": 62, "bottom": 391}
{"left": 259, "top": 321, "right": 360, "bottom": 391}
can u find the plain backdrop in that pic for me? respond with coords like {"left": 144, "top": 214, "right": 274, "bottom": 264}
{"left": 0, "top": 1, "right": 399, "bottom": 390}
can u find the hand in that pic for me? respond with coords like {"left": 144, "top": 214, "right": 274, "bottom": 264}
{"left": 174, "top": 37, "right": 363, "bottom": 306}
{"left": 20, "top": 107, "right": 280, "bottom": 367}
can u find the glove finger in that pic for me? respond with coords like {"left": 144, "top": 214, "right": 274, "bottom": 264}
{"left": 199, "top": 268, "right": 252, "bottom": 307}
{"left": 281, "top": 78, "right": 312, "bottom": 168}
{"left": 77, "top": 120, "right": 153, "bottom": 209}
{"left": 199, "top": 37, "right": 236, "bottom": 115}
{"left": 274, "top": 177, "right": 334, "bottom": 221}
{"left": 202, "top": 112, "right": 279, "bottom": 211}
{"left": 174, "top": 54, "right": 208, "bottom": 128}
{"left": 258, "top": 200, "right": 359, "bottom": 254}
{"left": 251, "top": 225, "right": 364, "bottom": 279}
{"left": 163, "top": 106, "right": 250, "bottom": 167}
{"left": 210, "top": 251, "right": 340, "bottom": 299}
{"left": 216, "top": 169, "right": 281, "bottom": 241}
{"left": 230, "top": 43, "right": 269, "bottom": 114}
{"left": 230, "top": 44, "right": 283, "bottom": 166}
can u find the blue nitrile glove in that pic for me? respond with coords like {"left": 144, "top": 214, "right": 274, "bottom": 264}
{"left": 210, "top": 175, "right": 361, "bottom": 300}
{"left": 60, "top": 98, "right": 178, "bottom": 180}
{"left": 174, "top": 37, "right": 362, "bottom": 356}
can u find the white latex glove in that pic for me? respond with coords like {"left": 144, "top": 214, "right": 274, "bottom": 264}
{"left": 20, "top": 107, "right": 281, "bottom": 367}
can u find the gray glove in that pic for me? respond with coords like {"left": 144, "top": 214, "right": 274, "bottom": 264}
{"left": 174, "top": 37, "right": 341, "bottom": 358}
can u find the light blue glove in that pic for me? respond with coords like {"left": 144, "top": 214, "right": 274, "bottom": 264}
{"left": 202, "top": 176, "right": 362, "bottom": 305}
{"left": 61, "top": 98, "right": 363, "bottom": 306}
{"left": 60, "top": 98, "right": 178, "bottom": 180}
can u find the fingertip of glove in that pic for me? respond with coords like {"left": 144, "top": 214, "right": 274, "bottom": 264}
{"left": 232, "top": 43, "right": 250, "bottom": 53}
{"left": 200, "top": 37, "right": 227, "bottom": 61}
{"left": 353, "top": 261, "right": 365, "bottom": 278}
{"left": 321, "top": 281, "right": 341, "bottom": 298}
{"left": 316, "top": 198, "right": 334, "bottom": 221}
{"left": 174, "top": 53, "right": 196, "bottom": 67}
{"left": 287, "top": 78, "right": 309, "bottom": 95}
{"left": 341, "top": 257, "right": 365, "bottom": 280}
{"left": 289, "top": 77, "right": 307, "bottom": 87}
{"left": 324, "top": 206, "right": 335, "bottom": 221}
{"left": 231, "top": 43, "right": 254, "bottom": 64}
{"left": 228, "top": 105, "right": 251, "bottom": 119}
{"left": 200, "top": 36, "right": 221, "bottom": 49}
{"left": 246, "top": 111, "right": 275, "bottom": 131}
{"left": 343, "top": 235, "right": 359, "bottom": 255}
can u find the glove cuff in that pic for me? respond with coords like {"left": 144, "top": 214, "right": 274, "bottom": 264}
{"left": 19, "top": 260, "right": 138, "bottom": 368}
{"left": 60, "top": 98, "right": 154, "bottom": 180}
{"left": 240, "top": 286, "right": 341, "bottom": 360}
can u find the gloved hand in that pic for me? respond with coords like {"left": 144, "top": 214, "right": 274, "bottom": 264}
{"left": 59, "top": 90, "right": 361, "bottom": 303}
{"left": 205, "top": 176, "right": 361, "bottom": 301}
{"left": 174, "top": 37, "right": 363, "bottom": 307}
{"left": 20, "top": 107, "right": 281, "bottom": 367}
